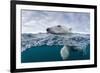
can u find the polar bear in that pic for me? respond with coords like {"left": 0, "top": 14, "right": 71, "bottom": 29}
{"left": 46, "top": 25, "right": 72, "bottom": 34}
{"left": 46, "top": 25, "right": 83, "bottom": 60}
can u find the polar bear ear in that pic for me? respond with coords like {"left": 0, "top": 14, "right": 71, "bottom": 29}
{"left": 69, "top": 28, "right": 72, "bottom": 31}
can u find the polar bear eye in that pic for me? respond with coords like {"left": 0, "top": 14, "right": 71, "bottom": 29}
{"left": 57, "top": 25, "right": 61, "bottom": 27}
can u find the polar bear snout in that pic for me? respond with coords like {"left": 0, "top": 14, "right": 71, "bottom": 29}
{"left": 46, "top": 28, "right": 52, "bottom": 33}
{"left": 46, "top": 27, "right": 55, "bottom": 34}
{"left": 46, "top": 28, "right": 50, "bottom": 32}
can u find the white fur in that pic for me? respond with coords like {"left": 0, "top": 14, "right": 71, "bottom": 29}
{"left": 46, "top": 25, "right": 83, "bottom": 60}
{"left": 60, "top": 46, "right": 69, "bottom": 60}
{"left": 47, "top": 25, "right": 72, "bottom": 34}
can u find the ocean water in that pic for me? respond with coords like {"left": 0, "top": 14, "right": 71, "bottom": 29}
{"left": 21, "top": 33, "right": 90, "bottom": 63}
{"left": 21, "top": 45, "right": 63, "bottom": 63}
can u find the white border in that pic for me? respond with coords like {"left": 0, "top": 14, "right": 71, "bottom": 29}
{"left": 16, "top": 4, "right": 94, "bottom": 69}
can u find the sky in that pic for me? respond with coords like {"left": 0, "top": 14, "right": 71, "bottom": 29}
{"left": 21, "top": 10, "right": 90, "bottom": 34}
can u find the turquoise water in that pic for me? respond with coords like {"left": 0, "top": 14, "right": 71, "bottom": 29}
{"left": 21, "top": 44, "right": 90, "bottom": 63}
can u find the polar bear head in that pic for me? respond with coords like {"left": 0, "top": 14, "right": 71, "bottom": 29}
{"left": 46, "top": 25, "right": 72, "bottom": 34}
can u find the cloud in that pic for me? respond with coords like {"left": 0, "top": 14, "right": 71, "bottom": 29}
{"left": 21, "top": 10, "right": 90, "bottom": 34}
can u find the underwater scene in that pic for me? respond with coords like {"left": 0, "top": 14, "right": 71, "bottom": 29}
{"left": 21, "top": 33, "right": 90, "bottom": 63}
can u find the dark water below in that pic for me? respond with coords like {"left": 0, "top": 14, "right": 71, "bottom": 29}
{"left": 21, "top": 44, "right": 90, "bottom": 63}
